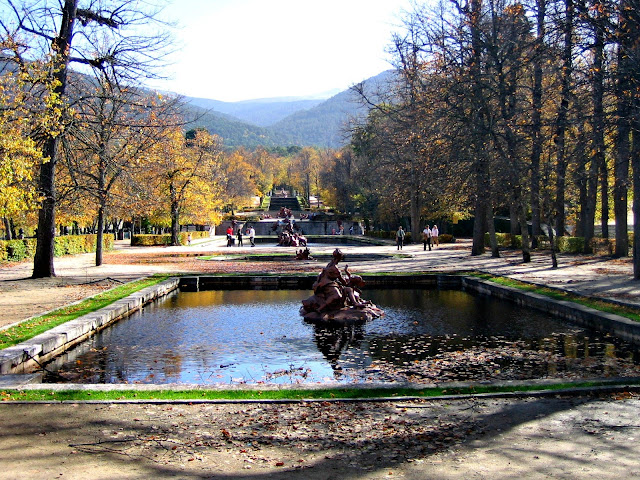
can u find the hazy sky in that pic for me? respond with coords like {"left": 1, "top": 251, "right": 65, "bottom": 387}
{"left": 153, "top": 0, "right": 414, "bottom": 102}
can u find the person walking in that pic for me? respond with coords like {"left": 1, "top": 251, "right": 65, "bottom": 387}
{"left": 226, "top": 226, "right": 233, "bottom": 247}
{"left": 396, "top": 226, "right": 405, "bottom": 250}
{"left": 248, "top": 225, "right": 256, "bottom": 247}
{"left": 236, "top": 228, "right": 243, "bottom": 247}
{"left": 422, "top": 225, "right": 432, "bottom": 251}
{"left": 432, "top": 224, "right": 439, "bottom": 247}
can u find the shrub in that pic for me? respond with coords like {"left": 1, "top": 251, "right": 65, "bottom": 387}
{"left": 2, "top": 240, "right": 28, "bottom": 261}
{"left": 556, "top": 236, "right": 584, "bottom": 253}
{"left": 132, "top": 231, "right": 211, "bottom": 246}
{"left": 438, "top": 234, "right": 456, "bottom": 243}
{"left": 534, "top": 235, "right": 551, "bottom": 249}
{"left": 589, "top": 237, "right": 614, "bottom": 255}
{"left": 179, "top": 231, "right": 211, "bottom": 245}
{"left": 131, "top": 234, "right": 172, "bottom": 246}
{"left": 0, "top": 235, "right": 112, "bottom": 263}
{"left": 484, "top": 232, "right": 520, "bottom": 247}
{"left": 481, "top": 233, "right": 587, "bottom": 253}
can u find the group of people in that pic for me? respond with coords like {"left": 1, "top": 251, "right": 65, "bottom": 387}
{"left": 226, "top": 225, "right": 256, "bottom": 247}
{"left": 395, "top": 224, "right": 439, "bottom": 250}
{"left": 422, "top": 224, "right": 439, "bottom": 251}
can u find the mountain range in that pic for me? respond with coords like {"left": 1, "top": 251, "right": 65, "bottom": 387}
{"left": 181, "top": 70, "right": 394, "bottom": 149}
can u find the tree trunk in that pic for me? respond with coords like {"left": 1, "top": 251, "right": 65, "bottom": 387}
{"left": 518, "top": 205, "right": 531, "bottom": 263}
{"left": 553, "top": 0, "right": 573, "bottom": 238}
{"left": 514, "top": 185, "right": 531, "bottom": 263}
{"left": 623, "top": 0, "right": 640, "bottom": 276}
{"left": 96, "top": 205, "right": 104, "bottom": 267}
{"left": 486, "top": 201, "right": 499, "bottom": 258}
{"left": 575, "top": 154, "right": 588, "bottom": 238}
{"left": 470, "top": 0, "right": 488, "bottom": 257}
{"left": 32, "top": 144, "right": 58, "bottom": 278}
{"left": 614, "top": 39, "right": 631, "bottom": 256}
{"left": 472, "top": 177, "right": 488, "bottom": 256}
{"left": 548, "top": 219, "right": 558, "bottom": 269}
{"left": 32, "top": 0, "right": 78, "bottom": 278}
{"left": 171, "top": 201, "right": 180, "bottom": 246}
{"left": 3, "top": 217, "right": 12, "bottom": 240}
{"left": 633, "top": 116, "right": 640, "bottom": 278}
{"left": 410, "top": 188, "right": 421, "bottom": 245}
{"left": 575, "top": 20, "right": 603, "bottom": 252}
{"left": 509, "top": 203, "right": 518, "bottom": 246}
{"left": 530, "top": 0, "right": 546, "bottom": 248}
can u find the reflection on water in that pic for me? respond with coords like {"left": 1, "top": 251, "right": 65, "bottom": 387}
{"left": 43, "top": 289, "right": 640, "bottom": 384}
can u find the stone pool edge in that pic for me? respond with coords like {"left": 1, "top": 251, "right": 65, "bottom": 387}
{"left": 2, "top": 273, "right": 640, "bottom": 389}
{"left": 0, "top": 277, "right": 180, "bottom": 377}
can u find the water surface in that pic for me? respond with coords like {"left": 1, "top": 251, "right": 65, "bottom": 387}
{"left": 43, "top": 289, "right": 640, "bottom": 384}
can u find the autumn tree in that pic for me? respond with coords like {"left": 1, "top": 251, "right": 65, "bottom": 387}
{"left": 0, "top": 0, "right": 172, "bottom": 277}
{"left": 289, "top": 147, "right": 321, "bottom": 205}
{"left": 60, "top": 69, "right": 182, "bottom": 265}
{"left": 0, "top": 53, "right": 44, "bottom": 239}
{"left": 217, "top": 148, "right": 258, "bottom": 214}
{"left": 145, "top": 128, "right": 223, "bottom": 246}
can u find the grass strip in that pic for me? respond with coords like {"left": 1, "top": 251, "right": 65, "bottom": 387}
{"left": 198, "top": 253, "right": 297, "bottom": 260}
{"left": 0, "top": 274, "right": 172, "bottom": 350}
{"left": 2, "top": 379, "right": 639, "bottom": 402}
{"left": 470, "top": 272, "right": 640, "bottom": 323}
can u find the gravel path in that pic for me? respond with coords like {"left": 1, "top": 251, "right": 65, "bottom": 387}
{"left": 1, "top": 393, "right": 639, "bottom": 479}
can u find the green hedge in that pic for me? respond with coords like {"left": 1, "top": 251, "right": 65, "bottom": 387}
{"left": 438, "top": 234, "right": 456, "bottom": 244}
{"left": 131, "top": 231, "right": 211, "bottom": 246}
{"left": 589, "top": 235, "right": 635, "bottom": 255}
{"left": 368, "top": 230, "right": 413, "bottom": 243}
{"left": 131, "top": 234, "right": 172, "bottom": 246}
{"left": 0, "top": 235, "right": 113, "bottom": 262}
{"left": 483, "top": 233, "right": 586, "bottom": 254}
{"left": 556, "top": 236, "right": 585, "bottom": 253}
{"left": 368, "top": 230, "right": 455, "bottom": 244}
{"left": 53, "top": 234, "right": 114, "bottom": 256}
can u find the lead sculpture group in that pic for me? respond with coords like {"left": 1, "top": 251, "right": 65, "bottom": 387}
{"left": 300, "top": 249, "right": 383, "bottom": 323}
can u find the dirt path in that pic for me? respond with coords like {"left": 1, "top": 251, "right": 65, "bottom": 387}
{"left": 1, "top": 393, "right": 639, "bottom": 479}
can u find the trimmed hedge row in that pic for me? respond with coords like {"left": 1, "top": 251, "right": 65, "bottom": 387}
{"left": 0, "top": 234, "right": 114, "bottom": 262}
{"left": 131, "top": 231, "right": 211, "bottom": 246}
{"left": 367, "top": 231, "right": 456, "bottom": 244}
{"left": 483, "top": 233, "right": 631, "bottom": 254}
{"left": 367, "top": 230, "right": 413, "bottom": 243}
{"left": 484, "top": 233, "right": 585, "bottom": 252}
{"left": 0, "top": 239, "right": 37, "bottom": 262}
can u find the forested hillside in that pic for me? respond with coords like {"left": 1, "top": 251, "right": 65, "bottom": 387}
{"left": 183, "top": 107, "right": 276, "bottom": 149}
{"left": 185, "top": 96, "right": 324, "bottom": 127}
{"left": 183, "top": 71, "right": 395, "bottom": 149}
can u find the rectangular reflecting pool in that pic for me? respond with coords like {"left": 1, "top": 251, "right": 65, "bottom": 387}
{"left": 43, "top": 289, "right": 640, "bottom": 385}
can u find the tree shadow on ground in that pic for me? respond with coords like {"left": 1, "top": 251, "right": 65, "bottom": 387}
{"left": 2, "top": 393, "right": 635, "bottom": 479}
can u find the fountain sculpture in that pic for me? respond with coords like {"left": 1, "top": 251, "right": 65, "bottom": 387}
{"left": 300, "top": 249, "right": 383, "bottom": 323}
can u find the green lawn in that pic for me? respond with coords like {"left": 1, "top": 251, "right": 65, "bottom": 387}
{"left": 2, "top": 378, "right": 639, "bottom": 402}
{"left": 0, "top": 275, "right": 172, "bottom": 350}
